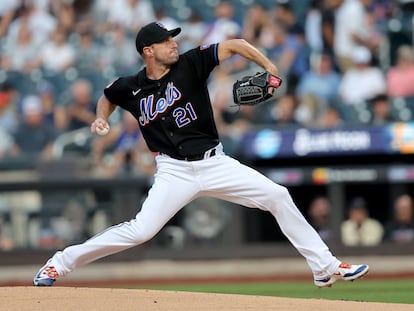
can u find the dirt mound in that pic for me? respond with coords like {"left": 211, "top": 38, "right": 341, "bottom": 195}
{"left": 0, "top": 287, "right": 411, "bottom": 311}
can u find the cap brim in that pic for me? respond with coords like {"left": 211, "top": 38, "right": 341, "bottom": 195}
{"left": 154, "top": 28, "right": 181, "bottom": 45}
{"left": 168, "top": 27, "right": 181, "bottom": 38}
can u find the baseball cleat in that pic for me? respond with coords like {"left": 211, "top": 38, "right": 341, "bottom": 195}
{"left": 33, "top": 260, "right": 59, "bottom": 286}
{"left": 314, "top": 262, "right": 369, "bottom": 288}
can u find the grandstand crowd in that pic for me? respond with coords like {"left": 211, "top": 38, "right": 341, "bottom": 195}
{"left": 0, "top": 0, "right": 413, "bottom": 173}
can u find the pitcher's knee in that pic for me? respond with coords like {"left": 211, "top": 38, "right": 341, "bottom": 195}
{"left": 279, "top": 186, "right": 292, "bottom": 201}
{"left": 129, "top": 219, "right": 159, "bottom": 244}
{"left": 138, "top": 228, "right": 159, "bottom": 243}
{"left": 264, "top": 185, "right": 293, "bottom": 212}
{"left": 132, "top": 226, "right": 158, "bottom": 244}
{"left": 268, "top": 184, "right": 290, "bottom": 202}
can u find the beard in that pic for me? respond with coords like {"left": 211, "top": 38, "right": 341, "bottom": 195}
{"left": 156, "top": 50, "right": 179, "bottom": 66}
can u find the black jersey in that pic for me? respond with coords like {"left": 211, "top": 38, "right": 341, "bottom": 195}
{"left": 104, "top": 44, "right": 220, "bottom": 157}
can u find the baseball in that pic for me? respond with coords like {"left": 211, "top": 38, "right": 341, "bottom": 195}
{"left": 96, "top": 124, "right": 110, "bottom": 136}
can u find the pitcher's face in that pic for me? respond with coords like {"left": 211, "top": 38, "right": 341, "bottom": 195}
{"left": 149, "top": 37, "right": 179, "bottom": 65}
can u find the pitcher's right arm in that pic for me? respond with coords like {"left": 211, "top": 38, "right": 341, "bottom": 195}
{"left": 91, "top": 95, "right": 117, "bottom": 134}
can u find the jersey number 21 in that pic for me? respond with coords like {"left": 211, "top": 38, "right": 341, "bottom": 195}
{"left": 173, "top": 103, "right": 198, "bottom": 128}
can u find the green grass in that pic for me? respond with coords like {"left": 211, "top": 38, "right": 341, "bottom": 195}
{"left": 129, "top": 279, "right": 414, "bottom": 304}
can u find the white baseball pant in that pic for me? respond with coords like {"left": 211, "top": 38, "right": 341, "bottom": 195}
{"left": 50, "top": 144, "right": 340, "bottom": 280}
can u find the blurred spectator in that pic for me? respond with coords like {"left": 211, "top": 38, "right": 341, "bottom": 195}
{"left": 49, "top": 0, "right": 75, "bottom": 33}
{"left": 73, "top": 30, "right": 103, "bottom": 77}
{"left": 334, "top": 0, "right": 374, "bottom": 73}
{"left": 92, "top": 0, "right": 111, "bottom": 23}
{"left": 208, "top": 68, "right": 244, "bottom": 155}
{"left": 102, "top": 27, "right": 142, "bottom": 76}
{"left": 308, "top": 195, "right": 332, "bottom": 241}
{"left": 361, "top": 10, "right": 385, "bottom": 65}
{"left": 0, "top": 0, "right": 20, "bottom": 37}
{"left": 368, "top": 93, "right": 398, "bottom": 125}
{"left": 341, "top": 197, "right": 384, "bottom": 246}
{"left": 106, "top": 0, "right": 155, "bottom": 34}
{"left": 295, "top": 52, "right": 341, "bottom": 126}
{"left": 317, "top": 105, "right": 344, "bottom": 128}
{"left": 92, "top": 111, "right": 155, "bottom": 177}
{"left": 384, "top": 194, "right": 414, "bottom": 243}
{"left": 28, "top": 1, "right": 58, "bottom": 44}
{"left": 179, "top": 8, "right": 207, "bottom": 53}
{"left": 369, "top": 0, "right": 398, "bottom": 33}
{"left": 386, "top": 45, "right": 414, "bottom": 98}
{"left": 38, "top": 25, "right": 75, "bottom": 74}
{"left": 92, "top": 0, "right": 115, "bottom": 35}
{"left": 259, "top": 93, "right": 302, "bottom": 128}
{"left": 200, "top": 0, "right": 241, "bottom": 45}
{"left": 267, "top": 23, "right": 309, "bottom": 92}
{"left": 10, "top": 95, "right": 57, "bottom": 161}
{"left": 154, "top": 6, "right": 179, "bottom": 30}
{"left": 6, "top": 3, "right": 57, "bottom": 48}
{"left": 37, "top": 24, "right": 75, "bottom": 96}
{"left": 209, "top": 67, "right": 236, "bottom": 131}
{"left": 338, "top": 46, "right": 386, "bottom": 105}
{"left": 320, "top": 0, "right": 343, "bottom": 66}
{"left": 304, "top": 0, "right": 323, "bottom": 53}
{"left": 272, "top": 2, "right": 304, "bottom": 36}
{"left": 37, "top": 81, "right": 66, "bottom": 131}
{"left": 209, "top": 65, "right": 258, "bottom": 140}
{"left": 63, "top": 79, "right": 96, "bottom": 131}
{"left": 231, "top": 105, "right": 257, "bottom": 133}
{"left": 241, "top": 3, "right": 270, "bottom": 48}
{"left": 1, "top": 20, "right": 40, "bottom": 72}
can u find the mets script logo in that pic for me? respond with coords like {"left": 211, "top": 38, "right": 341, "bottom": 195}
{"left": 138, "top": 82, "right": 181, "bottom": 126}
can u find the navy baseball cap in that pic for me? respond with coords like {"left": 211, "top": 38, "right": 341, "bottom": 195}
{"left": 135, "top": 22, "right": 181, "bottom": 54}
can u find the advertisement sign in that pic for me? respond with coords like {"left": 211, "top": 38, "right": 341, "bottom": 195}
{"left": 242, "top": 122, "right": 414, "bottom": 160}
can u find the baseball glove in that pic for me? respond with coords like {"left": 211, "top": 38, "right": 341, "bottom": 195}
{"left": 232, "top": 71, "right": 282, "bottom": 106}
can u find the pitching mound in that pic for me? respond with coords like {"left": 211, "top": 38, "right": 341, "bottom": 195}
{"left": 1, "top": 287, "right": 412, "bottom": 311}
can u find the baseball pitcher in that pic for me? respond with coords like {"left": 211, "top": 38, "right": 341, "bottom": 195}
{"left": 34, "top": 22, "right": 369, "bottom": 288}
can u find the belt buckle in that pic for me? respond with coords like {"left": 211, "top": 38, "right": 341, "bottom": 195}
{"left": 203, "top": 147, "right": 216, "bottom": 159}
